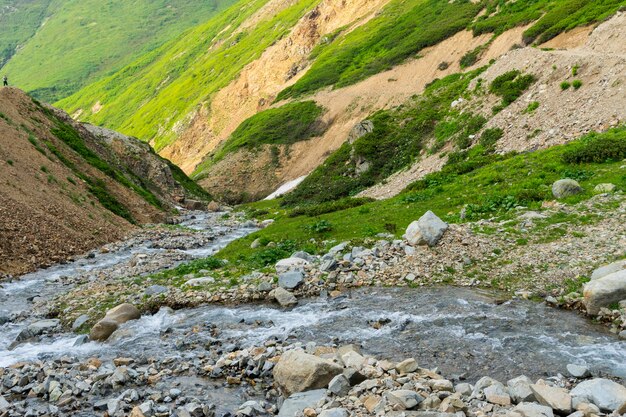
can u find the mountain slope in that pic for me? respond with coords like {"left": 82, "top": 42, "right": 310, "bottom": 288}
{"left": 0, "top": 0, "right": 237, "bottom": 102}
{"left": 0, "top": 88, "right": 208, "bottom": 276}
{"left": 58, "top": 0, "right": 626, "bottom": 203}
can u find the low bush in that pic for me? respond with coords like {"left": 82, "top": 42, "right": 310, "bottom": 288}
{"left": 562, "top": 129, "right": 626, "bottom": 164}
{"left": 560, "top": 81, "right": 571, "bottom": 90}
{"left": 490, "top": 70, "right": 536, "bottom": 112}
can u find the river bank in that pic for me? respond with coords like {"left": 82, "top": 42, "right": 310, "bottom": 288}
{"left": 1, "top": 200, "right": 625, "bottom": 416}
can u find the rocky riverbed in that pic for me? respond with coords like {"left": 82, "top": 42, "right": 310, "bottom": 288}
{"left": 1, "top": 207, "right": 626, "bottom": 416}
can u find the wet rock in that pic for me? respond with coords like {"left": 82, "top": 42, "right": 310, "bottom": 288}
{"left": 570, "top": 378, "right": 626, "bottom": 412}
{"left": 278, "top": 389, "right": 327, "bottom": 417}
{"left": 89, "top": 318, "right": 120, "bottom": 342}
{"left": 552, "top": 179, "right": 583, "bottom": 199}
{"left": 404, "top": 211, "right": 448, "bottom": 247}
{"left": 566, "top": 364, "right": 590, "bottom": 378}
{"left": 278, "top": 271, "right": 304, "bottom": 290}
{"left": 583, "top": 269, "right": 626, "bottom": 314}
{"left": 273, "top": 288, "right": 298, "bottom": 307}
{"left": 385, "top": 390, "right": 424, "bottom": 410}
{"left": 72, "top": 314, "right": 90, "bottom": 330}
{"left": 27, "top": 319, "right": 60, "bottom": 336}
{"left": 530, "top": 384, "right": 572, "bottom": 414}
{"left": 273, "top": 350, "right": 343, "bottom": 395}
{"left": 90, "top": 303, "right": 141, "bottom": 341}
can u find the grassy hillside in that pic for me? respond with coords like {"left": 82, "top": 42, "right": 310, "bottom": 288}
{"left": 217, "top": 126, "right": 626, "bottom": 270}
{"left": 0, "top": 0, "right": 237, "bottom": 102}
{"left": 0, "top": 0, "right": 51, "bottom": 67}
{"left": 57, "top": 0, "right": 321, "bottom": 151}
{"left": 278, "top": 0, "right": 625, "bottom": 100}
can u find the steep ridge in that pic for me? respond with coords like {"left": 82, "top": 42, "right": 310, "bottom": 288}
{"left": 0, "top": 0, "right": 237, "bottom": 102}
{"left": 0, "top": 88, "right": 207, "bottom": 276}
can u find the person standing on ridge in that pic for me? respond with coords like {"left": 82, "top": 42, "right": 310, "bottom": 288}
{"left": 2, "top": 75, "right": 7, "bottom": 87}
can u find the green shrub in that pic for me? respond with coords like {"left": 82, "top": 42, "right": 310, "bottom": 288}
{"left": 572, "top": 79, "right": 583, "bottom": 89}
{"left": 560, "top": 81, "right": 571, "bottom": 90}
{"left": 194, "top": 101, "right": 326, "bottom": 177}
{"left": 572, "top": 65, "right": 580, "bottom": 76}
{"left": 479, "top": 128, "right": 504, "bottom": 150}
{"left": 490, "top": 70, "right": 536, "bottom": 112}
{"left": 250, "top": 240, "right": 297, "bottom": 267}
{"left": 562, "top": 129, "right": 626, "bottom": 164}
{"left": 524, "top": 101, "right": 540, "bottom": 113}
{"left": 306, "top": 219, "right": 333, "bottom": 234}
{"left": 288, "top": 197, "right": 374, "bottom": 217}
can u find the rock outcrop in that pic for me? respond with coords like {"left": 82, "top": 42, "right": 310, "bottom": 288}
{"left": 273, "top": 350, "right": 343, "bottom": 396}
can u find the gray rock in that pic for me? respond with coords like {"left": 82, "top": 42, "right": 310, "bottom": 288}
{"left": 273, "top": 350, "right": 343, "bottom": 396}
{"left": 0, "top": 395, "right": 9, "bottom": 411}
{"left": 485, "top": 383, "right": 511, "bottom": 406}
{"left": 594, "top": 183, "right": 616, "bottom": 193}
{"left": 318, "top": 408, "right": 348, "bottom": 417}
{"left": 145, "top": 285, "right": 169, "bottom": 296}
{"left": 275, "top": 258, "right": 310, "bottom": 273}
{"left": 509, "top": 402, "right": 554, "bottom": 417}
{"left": 277, "top": 389, "right": 327, "bottom": 417}
{"left": 552, "top": 179, "right": 583, "bottom": 199}
{"left": 530, "top": 384, "right": 572, "bottom": 414}
{"left": 278, "top": 271, "right": 304, "bottom": 290}
{"left": 273, "top": 288, "right": 298, "bottom": 307}
{"left": 570, "top": 378, "right": 626, "bottom": 412}
{"left": 320, "top": 259, "right": 338, "bottom": 272}
{"left": 507, "top": 376, "right": 535, "bottom": 403}
{"left": 455, "top": 383, "right": 472, "bottom": 397}
{"left": 328, "top": 242, "right": 348, "bottom": 255}
{"left": 347, "top": 120, "right": 374, "bottom": 144}
{"left": 73, "top": 335, "right": 90, "bottom": 346}
{"left": 182, "top": 277, "right": 215, "bottom": 287}
{"left": 72, "top": 314, "right": 90, "bottom": 331}
{"left": 328, "top": 374, "right": 350, "bottom": 396}
{"left": 404, "top": 211, "right": 448, "bottom": 247}
{"left": 292, "top": 251, "right": 316, "bottom": 263}
{"left": 591, "top": 260, "right": 626, "bottom": 280}
{"left": 257, "top": 282, "right": 273, "bottom": 292}
{"left": 583, "top": 269, "right": 626, "bottom": 314}
{"left": 385, "top": 390, "right": 424, "bottom": 410}
{"left": 28, "top": 319, "right": 60, "bottom": 336}
{"left": 566, "top": 364, "right": 590, "bottom": 378}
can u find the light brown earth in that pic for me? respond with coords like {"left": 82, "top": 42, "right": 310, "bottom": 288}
{"left": 0, "top": 88, "right": 193, "bottom": 276}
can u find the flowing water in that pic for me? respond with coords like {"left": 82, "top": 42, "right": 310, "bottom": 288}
{"left": 1, "top": 212, "right": 625, "bottom": 413}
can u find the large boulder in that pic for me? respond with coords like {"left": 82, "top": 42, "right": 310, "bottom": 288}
{"left": 90, "top": 303, "right": 141, "bottom": 342}
{"left": 273, "top": 350, "right": 343, "bottom": 396}
{"left": 404, "top": 211, "right": 448, "bottom": 247}
{"left": 583, "top": 269, "right": 626, "bottom": 314}
{"left": 570, "top": 378, "right": 626, "bottom": 412}
{"left": 530, "top": 384, "right": 572, "bottom": 414}
{"left": 552, "top": 179, "right": 582, "bottom": 199}
{"left": 278, "top": 271, "right": 304, "bottom": 290}
{"left": 275, "top": 258, "right": 310, "bottom": 273}
{"left": 590, "top": 260, "right": 626, "bottom": 280}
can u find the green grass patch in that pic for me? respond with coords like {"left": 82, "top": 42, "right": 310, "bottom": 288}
{"left": 213, "top": 126, "right": 626, "bottom": 271}
{"left": 1, "top": 0, "right": 237, "bottom": 102}
{"left": 282, "top": 69, "right": 487, "bottom": 205}
{"left": 277, "top": 0, "right": 483, "bottom": 100}
{"left": 524, "top": 101, "right": 540, "bottom": 114}
{"left": 193, "top": 101, "right": 326, "bottom": 178}
{"left": 490, "top": 70, "right": 536, "bottom": 113}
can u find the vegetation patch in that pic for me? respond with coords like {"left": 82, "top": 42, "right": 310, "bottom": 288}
{"left": 489, "top": 70, "right": 536, "bottom": 113}
{"left": 282, "top": 69, "right": 487, "bottom": 206}
{"left": 193, "top": 101, "right": 326, "bottom": 178}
